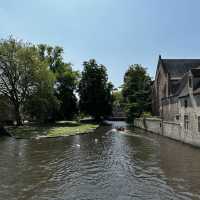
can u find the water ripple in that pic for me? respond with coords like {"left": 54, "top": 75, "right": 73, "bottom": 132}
{"left": 0, "top": 123, "right": 200, "bottom": 199}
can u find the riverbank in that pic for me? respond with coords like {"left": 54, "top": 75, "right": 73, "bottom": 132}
{"left": 6, "top": 121, "right": 99, "bottom": 139}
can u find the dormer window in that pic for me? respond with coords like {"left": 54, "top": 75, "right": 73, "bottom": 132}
{"left": 189, "top": 76, "right": 192, "bottom": 88}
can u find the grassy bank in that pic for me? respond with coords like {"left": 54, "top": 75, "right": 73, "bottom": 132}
{"left": 7, "top": 121, "right": 99, "bottom": 139}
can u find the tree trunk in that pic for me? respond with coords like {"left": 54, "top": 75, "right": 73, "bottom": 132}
{"left": 0, "top": 125, "right": 12, "bottom": 137}
{"left": 14, "top": 104, "right": 23, "bottom": 126}
{"left": 94, "top": 116, "right": 102, "bottom": 123}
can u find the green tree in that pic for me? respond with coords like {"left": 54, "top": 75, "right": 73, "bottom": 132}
{"left": 25, "top": 64, "right": 60, "bottom": 123}
{"left": 112, "top": 89, "right": 124, "bottom": 108}
{"left": 0, "top": 38, "right": 50, "bottom": 125}
{"left": 37, "top": 44, "right": 79, "bottom": 119}
{"left": 79, "top": 59, "right": 113, "bottom": 122}
{"left": 122, "top": 64, "right": 152, "bottom": 123}
{"left": 112, "top": 89, "right": 125, "bottom": 117}
{"left": 38, "top": 44, "right": 64, "bottom": 72}
{"left": 0, "top": 37, "right": 60, "bottom": 125}
{"left": 55, "top": 64, "right": 79, "bottom": 119}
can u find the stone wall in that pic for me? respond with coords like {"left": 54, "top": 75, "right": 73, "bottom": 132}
{"left": 134, "top": 118, "right": 200, "bottom": 148}
{"left": 162, "top": 120, "right": 181, "bottom": 141}
{"left": 134, "top": 117, "right": 161, "bottom": 134}
{"left": 162, "top": 97, "right": 179, "bottom": 121}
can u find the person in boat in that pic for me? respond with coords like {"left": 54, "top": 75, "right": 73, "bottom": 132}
{"left": 117, "top": 127, "right": 126, "bottom": 132}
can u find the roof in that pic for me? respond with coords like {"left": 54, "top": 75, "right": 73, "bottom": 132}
{"left": 191, "top": 67, "right": 200, "bottom": 77}
{"left": 175, "top": 73, "right": 189, "bottom": 97}
{"left": 174, "top": 71, "right": 200, "bottom": 97}
{"left": 161, "top": 59, "right": 200, "bottom": 77}
{"left": 193, "top": 87, "right": 200, "bottom": 95}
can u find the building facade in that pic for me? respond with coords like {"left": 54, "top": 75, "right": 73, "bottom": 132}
{"left": 153, "top": 55, "right": 200, "bottom": 137}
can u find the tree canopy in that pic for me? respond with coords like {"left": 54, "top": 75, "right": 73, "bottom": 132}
{"left": 0, "top": 37, "right": 56, "bottom": 125}
{"left": 122, "top": 64, "right": 152, "bottom": 123}
{"left": 0, "top": 37, "right": 80, "bottom": 125}
{"left": 79, "top": 59, "right": 113, "bottom": 121}
{"left": 37, "top": 44, "right": 79, "bottom": 120}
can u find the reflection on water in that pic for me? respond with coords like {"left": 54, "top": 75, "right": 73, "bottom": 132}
{"left": 0, "top": 122, "right": 200, "bottom": 199}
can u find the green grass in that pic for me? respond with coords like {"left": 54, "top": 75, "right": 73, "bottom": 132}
{"left": 7, "top": 121, "right": 99, "bottom": 139}
{"left": 47, "top": 122, "right": 98, "bottom": 137}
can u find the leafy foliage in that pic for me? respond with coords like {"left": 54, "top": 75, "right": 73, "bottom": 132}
{"left": 0, "top": 37, "right": 113, "bottom": 125}
{"left": 79, "top": 59, "right": 113, "bottom": 121}
{"left": 25, "top": 64, "right": 59, "bottom": 123}
{"left": 0, "top": 37, "right": 56, "bottom": 125}
{"left": 111, "top": 89, "right": 126, "bottom": 117}
{"left": 37, "top": 44, "right": 79, "bottom": 120}
{"left": 54, "top": 65, "right": 79, "bottom": 119}
{"left": 112, "top": 89, "right": 124, "bottom": 108}
{"left": 122, "top": 64, "right": 152, "bottom": 123}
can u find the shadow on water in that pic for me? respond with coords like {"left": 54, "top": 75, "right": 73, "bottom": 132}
{"left": 0, "top": 121, "right": 200, "bottom": 199}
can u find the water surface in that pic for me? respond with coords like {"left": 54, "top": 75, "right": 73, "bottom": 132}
{"left": 0, "top": 122, "right": 200, "bottom": 200}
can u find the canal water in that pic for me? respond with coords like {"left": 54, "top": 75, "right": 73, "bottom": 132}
{"left": 0, "top": 122, "right": 200, "bottom": 200}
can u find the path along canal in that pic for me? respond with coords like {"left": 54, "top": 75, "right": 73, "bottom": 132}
{"left": 0, "top": 121, "right": 200, "bottom": 200}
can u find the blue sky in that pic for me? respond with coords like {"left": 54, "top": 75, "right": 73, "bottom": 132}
{"left": 1, "top": 0, "right": 200, "bottom": 87}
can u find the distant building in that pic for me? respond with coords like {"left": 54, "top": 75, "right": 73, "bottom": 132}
{"left": 153, "top": 55, "right": 200, "bottom": 133}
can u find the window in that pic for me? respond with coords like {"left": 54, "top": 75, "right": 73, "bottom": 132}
{"left": 184, "top": 100, "right": 188, "bottom": 108}
{"left": 198, "top": 116, "right": 200, "bottom": 132}
{"left": 189, "top": 77, "right": 192, "bottom": 88}
{"left": 176, "top": 115, "right": 180, "bottom": 121}
{"left": 184, "top": 115, "right": 189, "bottom": 130}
